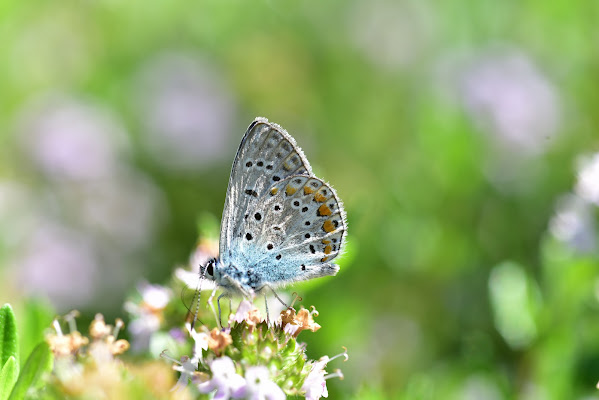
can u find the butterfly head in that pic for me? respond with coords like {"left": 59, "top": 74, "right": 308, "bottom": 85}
{"left": 200, "top": 258, "right": 217, "bottom": 281}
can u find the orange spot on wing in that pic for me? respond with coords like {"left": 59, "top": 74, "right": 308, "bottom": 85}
{"left": 322, "top": 239, "right": 331, "bottom": 244}
{"left": 323, "top": 220, "right": 335, "bottom": 233}
{"left": 314, "top": 192, "right": 327, "bottom": 202}
{"left": 270, "top": 187, "right": 278, "bottom": 195}
{"left": 324, "top": 245, "right": 332, "bottom": 254}
{"left": 320, "top": 256, "right": 330, "bottom": 262}
{"left": 286, "top": 185, "right": 297, "bottom": 196}
{"left": 318, "top": 204, "right": 332, "bottom": 216}
{"left": 304, "top": 186, "right": 315, "bottom": 195}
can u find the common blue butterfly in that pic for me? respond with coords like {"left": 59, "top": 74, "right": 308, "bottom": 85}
{"left": 201, "top": 118, "right": 347, "bottom": 306}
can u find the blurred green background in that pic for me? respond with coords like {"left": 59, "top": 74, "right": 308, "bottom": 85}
{"left": 1, "top": 0, "right": 599, "bottom": 398}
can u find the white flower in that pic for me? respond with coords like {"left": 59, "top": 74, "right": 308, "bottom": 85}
{"left": 125, "top": 312, "right": 160, "bottom": 352}
{"left": 244, "top": 366, "right": 285, "bottom": 400}
{"left": 283, "top": 323, "right": 300, "bottom": 336}
{"left": 125, "top": 283, "right": 172, "bottom": 352}
{"left": 185, "top": 322, "right": 209, "bottom": 363}
{"left": 15, "top": 221, "right": 99, "bottom": 309}
{"left": 167, "top": 354, "right": 199, "bottom": 392}
{"left": 17, "top": 93, "right": 129, "bottom": 181}
{"left": 198, "top": 356, "right": 246, "bottom": 399}
{"left": 576, "top": 153, "right": 599, "bottom": 206}
{"left": 232, "top": 300, "right": 255, "bottom": 324}
{"left": 301, "top": 349, "right": 347, "bottom": 400}
{"left": 302, "top": 357, "right": 329, "bottom": 400}
{"left": 140, "top": 282, "right": 172, "bottom": 309}
{"left": 457, "top": 48, "right": 561, "bottom": 155}
{"left": 550, "top": 194, "right": 596, "bottom": 253}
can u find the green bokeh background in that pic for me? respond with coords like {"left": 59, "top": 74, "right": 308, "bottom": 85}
{"left": 1, "top": 1, "right": 598, "bottom": 398}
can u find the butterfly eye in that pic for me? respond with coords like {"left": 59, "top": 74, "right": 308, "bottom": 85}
{"left": 206, "top": 262, "right": 214, "bottom": 277}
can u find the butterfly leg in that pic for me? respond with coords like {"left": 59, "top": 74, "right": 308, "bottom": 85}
{"left": 264, "top": 293, "right": 270, "bottom": 325}
{"left": 217, "top": 293, "right": 228, "bottom": 329}
{"left": 208, "top": 286, "right": 219, "bottom": 327}
{"left": 228, "top": 298, "right": 233, "bottom": 328}
{"left": 266, "top": 284, "right": 289, "bottom": 308}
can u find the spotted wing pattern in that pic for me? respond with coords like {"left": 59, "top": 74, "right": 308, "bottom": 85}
{"left": 219, "top": 118, "right": 312, "bottom": 266}
{"left": 233, "top": 175, "right": 347, "bottom": 286}
{"left": 219, "top": 117, "right": 347, "bottom": 289}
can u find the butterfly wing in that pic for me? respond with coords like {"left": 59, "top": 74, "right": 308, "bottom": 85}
{"left": 237, "top": 175, "right": 347, "bottom": 287}
{"left": 219, "top": 117, "right": 313, "bottom": 267}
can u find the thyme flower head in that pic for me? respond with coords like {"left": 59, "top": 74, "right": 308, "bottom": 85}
{"left": 46, "top": 311, "right": 186, "bottom": 398}
{"left": 162, "top": 299, "right": 347, "bottom": 399}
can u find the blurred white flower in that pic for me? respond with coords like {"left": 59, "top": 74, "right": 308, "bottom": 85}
{"left": 125, "top": 282, "right": 172, "bottom": 352}
{"left": 127, "top": 312, "right": 161, "bottom": 353}
{"left": 198, "top": 356, "right": 246, "bottom": 399}
{"left": 160, "top": 352, "right": 200, "bottom": 393}
{"left": 13, "top": 220, "right": 99, "bottom": 309}
{"left": 575, "top": 153, "right": 599, "bottom": 206}
{"left": 140, "top": 282, "right": 172, "bottom": 309}
{"left": 244, "top": 366, "right": 285, "bottom": 400}
{"left": 61, "top": 166, "right": 165, "bottom": 250}
{"left": 171, "top": 355, "right": 199, "bottom": 392}
{"left": 549, "top": 194, "right": 596, "bottom": 253}
{"left": 17, "top": 93, "right": 130, "bottom": 181}
{"left": 134, "top": 51, "right": 236, "bottom": 170}
{"left": 456, "top": 48, "right": 561, "bottom": 155}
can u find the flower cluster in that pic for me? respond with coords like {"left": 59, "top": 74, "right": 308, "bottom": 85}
{"left": 46, "top": 312, "right": 185, "bottom": 398}
{"left": 47, "top": 311, "right": 130, "bottom": 364}
{"left": 43, "top": 237, "right": 347, "bottom": 399}
{"left": 550, "top": 152, "right": 599, "bottom": 253}
{"left": 162, "top": 300, "right": 347, "bottom": 399}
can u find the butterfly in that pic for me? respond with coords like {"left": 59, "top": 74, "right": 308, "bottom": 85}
{"left": 200, "top": 117, "right": 347, "bottom": 310}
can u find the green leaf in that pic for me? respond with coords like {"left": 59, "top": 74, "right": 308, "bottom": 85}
{"left": 19, "top": 299, "right": 54, "bottom": 369}
{"left": 0, "top": 357, "right": 18, "bottom": 400}
{"left": 8, "top": 342, "right": 52, "bottom": 400}
{"left": 0, "top": 305, "right": 19, "bottom": 368}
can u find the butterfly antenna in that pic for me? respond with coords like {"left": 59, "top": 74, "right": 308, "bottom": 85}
{"left": 208, "top": 286, "right": 219, "bottom": 327}
{"left": 190, "top": 264, "right": 206, "bottom": 331}
{"left": 182, "top": 285, "right": 203, "bottom": 327}
{"left": 181, "top": 284, "right": 193, "bottom": 315}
